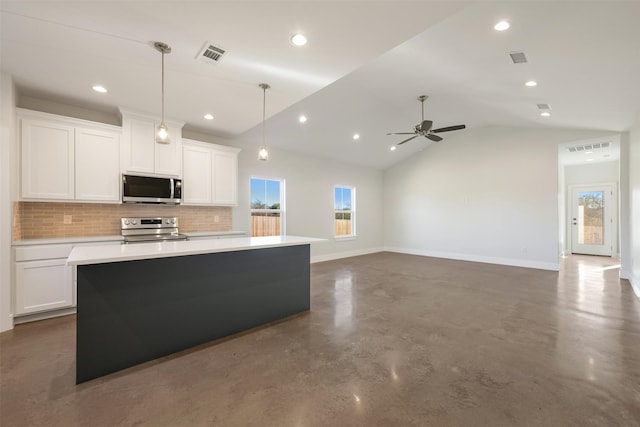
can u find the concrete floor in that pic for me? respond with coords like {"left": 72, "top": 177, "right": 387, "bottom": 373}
{"left": 1, "top": 253, "right": 639, "bottom": 426}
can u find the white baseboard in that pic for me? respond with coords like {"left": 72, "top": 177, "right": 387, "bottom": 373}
{"left": 311, "top": 247, "right": 384, "bottom": 264}
{"left": 630, "top": 273, "right": 640, "bottom": 298}
{"left": 384, "top": 246, "right": 560, "bottom": 271}
{"left": 13, "top": 307, "right": 76, "bottom": 325}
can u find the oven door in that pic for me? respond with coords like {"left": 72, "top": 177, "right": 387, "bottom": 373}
{"left": 122, "top": 174, "right": 180, "bottom": 204}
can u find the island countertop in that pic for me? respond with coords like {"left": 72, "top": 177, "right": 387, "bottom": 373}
{"left": 67, "top": 235, "right": 325, "bottom": 266}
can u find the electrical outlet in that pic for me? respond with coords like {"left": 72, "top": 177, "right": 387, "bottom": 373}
{"left": 63, "top": 215, "right": 72, "bottom": 225}
{"left": 214, "top": 215, "right": 220, "bottom": 223}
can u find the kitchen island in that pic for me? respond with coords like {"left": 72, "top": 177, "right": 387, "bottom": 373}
{"left": 67, "top": 235, "right": 324, "bottom": 384}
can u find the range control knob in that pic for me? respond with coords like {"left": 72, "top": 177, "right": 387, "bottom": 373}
{"left": 124, "top": 219, "right": 130, "bottom": 225}
{"left": 171, "top": 218, "right": 176, "bottom": 224}
{"left": 166, "top": 219, "right": 171, "bottom": 224}
{"left": 131, "top": 220, "right": 138, "bottom": 225}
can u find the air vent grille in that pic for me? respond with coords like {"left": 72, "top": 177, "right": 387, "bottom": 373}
{"left": 197, "top": 42, "right": 227, "bottom": 64}
{"left": 509, "top": 51, "right": 528, "bottom": 64}
{"left": 566, "top": 142, "right": 611, "bottom": 153}
{"left": 537, "top": 103, "right": 551, "bottom": 110}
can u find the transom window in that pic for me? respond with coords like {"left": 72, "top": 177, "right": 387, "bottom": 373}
{"left": 250, "top": 178, "right": 284, "bottom": 237}
{"left": 334, "top": 185, "right": 355, "bottom": 237}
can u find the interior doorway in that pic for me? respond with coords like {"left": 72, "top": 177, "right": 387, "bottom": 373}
{"left": 569, "top": 184, "right": 616, "bottom": 256}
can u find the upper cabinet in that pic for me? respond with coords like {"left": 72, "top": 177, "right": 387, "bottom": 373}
{"left": 19, "top": 110, "right": 121, "bottom": 202}
{"left": 120, "top": 110, "right": 184, "bottom": 177}
{"left": 182, "top": 139, "right": 240, "bottom": 206}
{"left": 21, "top": 119, "right": 75, "bottom": 200}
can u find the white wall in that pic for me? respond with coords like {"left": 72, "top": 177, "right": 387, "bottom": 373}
{"left": 564, "top": 161, "right": 619, "bottom": 185}
{"left": 383, "top": 126, "right": 618, "bottom": 271}
{"left": 0, "top": 72, "right": 17, "bottom": 332}
{"left": 563, "top": 160, "right": 619, "bottom": 256}
{"left": 231, "top": 145, "right": 384, "bottom": 262}
{"left": 628, "top": 115, "right": 640, "bottom": 296}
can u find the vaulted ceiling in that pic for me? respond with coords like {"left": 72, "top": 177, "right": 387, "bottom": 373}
{"left": 2, "top": 1, "right": 639, "bottom": 169}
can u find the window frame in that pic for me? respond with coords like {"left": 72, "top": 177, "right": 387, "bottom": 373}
{"left": 250, "top": 176, "right": 285, "bottom": 236}
{"left": 334, "top": 185, "right": 356, "bottom": 240}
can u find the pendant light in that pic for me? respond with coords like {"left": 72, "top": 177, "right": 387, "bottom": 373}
{"left": 154, "top": 41, "right": 171, "bottom": 144}
{"left": 258, "top": 83, "right": 270, "bottom": 161}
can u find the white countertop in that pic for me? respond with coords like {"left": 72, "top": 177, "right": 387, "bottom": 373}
{"left": 67, "top": 235, "right": 326, "bottom": 266}
{"left": 12, "top": 235, "right": 124, "bottom": 246}
{"left": 186, "top": 230, "right": 246, "bottom": 238}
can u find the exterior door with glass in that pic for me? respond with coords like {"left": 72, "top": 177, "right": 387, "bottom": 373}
{"left": 570, "top": 184, "right": 614, "bottom": 256}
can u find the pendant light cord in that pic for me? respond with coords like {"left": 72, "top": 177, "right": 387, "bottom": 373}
{"left": 161, "top": 49, "right": 165, "bottom": 123}
{"left": 262, "top": 85, "right": 266, "bottom": 146}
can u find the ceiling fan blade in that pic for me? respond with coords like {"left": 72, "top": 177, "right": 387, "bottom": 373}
{"left": 397, "top": 135, "right": 419, "bottom": 145}
{"left": 386, "top": 132, "right": 416, "bottom": 135}
{"left": 426, "top": 134, "right": 443, "bottom": 142}
{"left": 431, "top": 124, "right": 466, "bottom": 133}
{"left": 420, "top": 120, "right": 433, "bottom": 132}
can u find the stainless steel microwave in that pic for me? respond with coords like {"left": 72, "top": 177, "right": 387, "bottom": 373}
{"left": 122, "top": 174, "right": 182, "bottom": 204}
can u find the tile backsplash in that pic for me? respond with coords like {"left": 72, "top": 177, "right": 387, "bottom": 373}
{"left": 13, "top": 202, "right": 232, "bottom": 241}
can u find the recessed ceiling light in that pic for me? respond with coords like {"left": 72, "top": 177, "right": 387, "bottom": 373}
{"left": 525, "top": 80, "right": 537, "bottom": 87}
{"left": 540, "top": 112, "right": 551, "bottom": 117}
{"left": 92, "top": 85, "right": 107, "bottom": 93}
{"left": 291, "top": 34, "right": 307, "bottom": 46}
{"left": 353, "top": 133, "right": 360, "bottom": 140}
{"left": 299, "top": 115, "right": 307, "bottom": 123}
{"left": 494, "top": 21, "right": 510, "bottom": 31}
{"left": 204, "top": 114, "right": 214, "bottom": 120}
{"left": 390, "top": 146, "right": 396, "bottom": 151}
{"left": 586, "top": 158, "right": 594, "bottom": 162}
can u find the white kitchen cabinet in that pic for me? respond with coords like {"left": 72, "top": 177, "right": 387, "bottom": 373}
{"left": 19, "top": 109, "right": 121, "bottom": 202}
{"left": 75, "top": 128, "right": 120, "bottom": 201}
{"left": 182, "top": 139, "right": 240, "bottom": 206}
{"left": 183, "top": 143, "right": 212, "bottom": 204}
{"left": 212, "top": 149, "right": 238, "bottom": 205}
{"left": 13, "top": 239, "right": 123, "bottom": 320}
{"left": 21, "top": 119, "right": 75, "bottom": 200}
{"left": 120, "top": 110, "right": 183, "bottom": 177}
{"left": 14, "top": 245, "right": 73, "bottom": 315}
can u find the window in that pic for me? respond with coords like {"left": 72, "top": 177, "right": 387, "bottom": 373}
{"left": 251, "top": 178, "right": 284, "bottom": 236}
{"left": 334, "top": 185, "right": 355, "bottom": 237}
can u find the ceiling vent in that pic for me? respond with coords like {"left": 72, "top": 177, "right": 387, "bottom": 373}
{"left": 197, "top": 42, "right": 227, "bottom": 64}
{"left": 509, "top": 51, "right": 528, "bottom": 64}
{"left": 537, "top": 103, "right": 551, "bottom": 110}
{"left": 566, "top": 142, "right": 610, "bottom": 153}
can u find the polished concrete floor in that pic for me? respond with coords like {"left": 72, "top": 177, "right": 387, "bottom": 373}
{"left": 1, "top": 253, "right": 639, "bottom": 426}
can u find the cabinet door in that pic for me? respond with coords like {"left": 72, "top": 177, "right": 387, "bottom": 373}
{"left": 21, "top": 119, "right": 75, "bottom": 200}
{"left": 154, "top": 123, "right": 182, "bottom": 176}
{"left": 15, "top": 259, "right": 73, "bottom": 315}
{"left": 182, "top": 144, "right": 212, "bottom": 204}
{"left": 123, "top": 116, "right": 155, "bottom": 173}
{"left": 75, "top": 128, "right": 120, "bottom": 201}
{"left": 212, "top": 150, "right": 238, "bottom": 205}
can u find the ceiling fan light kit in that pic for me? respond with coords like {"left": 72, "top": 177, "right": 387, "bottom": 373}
{"left": 387, "top": 95, "right": 466, "bottom": 147}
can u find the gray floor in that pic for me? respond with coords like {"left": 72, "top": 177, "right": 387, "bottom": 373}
{"left": 1, "top": 252, "right": 639, "bottom": 426}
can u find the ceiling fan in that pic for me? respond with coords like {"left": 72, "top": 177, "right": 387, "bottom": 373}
{"left": 387, "top": 95, "right": 466, "bottom": 145}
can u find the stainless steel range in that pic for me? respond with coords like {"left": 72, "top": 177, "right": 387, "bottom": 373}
{"left": 121, "top": 217, "right": 188, "bottom": 243}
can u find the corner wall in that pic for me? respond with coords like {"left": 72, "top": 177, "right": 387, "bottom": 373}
{"left": 233, "top": 146, "right": 384, "bottom": 262}
{"left": 383, "top": 126, "right": 618, "bottom": 271}
{"left": 1, "top": 73, "right": 17, "bottom": 332}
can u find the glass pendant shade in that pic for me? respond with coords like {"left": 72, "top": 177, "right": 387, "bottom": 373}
{"left": 156, "top": 122, "right": 170, "bottom": 144}
{"left": 258, "top": 145, "right": 269, "bottom": 161}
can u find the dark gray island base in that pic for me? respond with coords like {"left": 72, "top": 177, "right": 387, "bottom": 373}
{"left": 76, "top": 244, "right": 310, "bottom": 384}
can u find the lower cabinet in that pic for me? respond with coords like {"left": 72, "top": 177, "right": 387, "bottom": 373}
{"left": 15, "top": 258, "right": 72, "bottom": 315}
{"left": 13, "top": 240, "right": 122, "bottom": 319}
